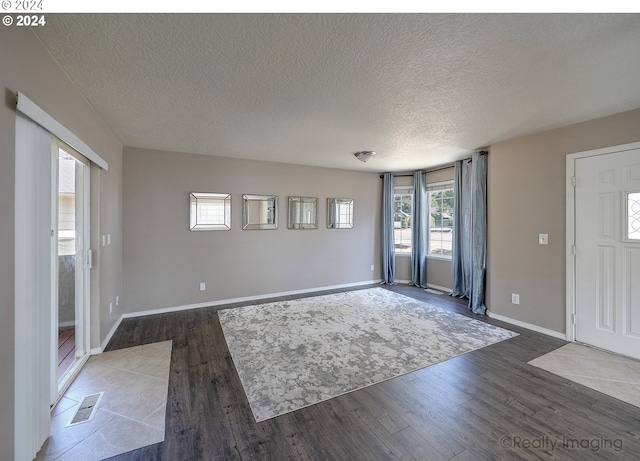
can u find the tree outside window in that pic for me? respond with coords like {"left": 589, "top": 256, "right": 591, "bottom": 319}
{"left": 428, "top": 187, "right": 454, "bottom": 257}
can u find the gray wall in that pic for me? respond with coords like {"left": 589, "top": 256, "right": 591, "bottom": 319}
{"left": 487, "top": 107, "right": 640, "bottom": 333}
{"left": 122, "top": 147, "right": 382, "bottom": 312}
{"left": 0, "top": 27, "right": 123, "bottom": 455}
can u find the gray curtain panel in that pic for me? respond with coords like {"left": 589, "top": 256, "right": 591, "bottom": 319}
{"left": 382, "top": 172, "right": 396, "bottom": 284}
{"left": 451, "top": 151, "right": 488, "bottom": 314}
{"left": 410, "top": 170, "right": 427, "bottom": 287}
{"left": 452, "top": 160, "right": 470, "bottom": 297}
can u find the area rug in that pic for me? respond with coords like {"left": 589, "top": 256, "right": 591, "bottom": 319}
{"left": 218, "top": 288, "right": 517, "bottom": 422}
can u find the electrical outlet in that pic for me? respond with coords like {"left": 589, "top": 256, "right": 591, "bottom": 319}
{"left": 370, "top": 265, "right": 375, "bottom": 272}
{"left": 109, "top": 302, "right": 113, "bottom": 313}
{"left": 200, "top": 282, "right": 206, "bottom": 291}
{"left": 116, "top": 295, "right": 120, "bottom": 306}
{"left": 511, "top": 293, "right": 520, "bottom": 305}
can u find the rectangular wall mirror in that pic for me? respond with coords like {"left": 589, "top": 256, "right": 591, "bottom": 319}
{"left": 190, "top": 192, "right": 231, "bottom": 231}
{"left": 288, "top": 196, "right": 318, "bottom": 229}
{"left": 327, "top": 198, "right": 354, "bottom": 229}
{"left": 243, "top": 194, "right": 278, "bottom": 230}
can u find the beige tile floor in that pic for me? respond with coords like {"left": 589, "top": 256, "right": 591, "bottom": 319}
{"left": 36, "top": 340, "right": 172, "bottom": 461}
{"left": 528, "top": 342, "right": 640, "bottom": 408}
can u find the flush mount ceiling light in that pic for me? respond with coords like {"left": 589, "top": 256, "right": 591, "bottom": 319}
{"left": 354, "top": 151, "right": 376, "bottom": 163}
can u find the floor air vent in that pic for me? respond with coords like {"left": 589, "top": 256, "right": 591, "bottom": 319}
{"left": 66, "top": 392, "right": 104, "bottom": 427}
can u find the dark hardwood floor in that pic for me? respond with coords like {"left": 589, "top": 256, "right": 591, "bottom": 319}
{"left": 103, "top": 285, "right": 640, "bottom": 460}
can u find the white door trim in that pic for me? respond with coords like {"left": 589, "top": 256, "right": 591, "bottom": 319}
{"left": 566, "top": 140, "right": 640, "bottom": 342}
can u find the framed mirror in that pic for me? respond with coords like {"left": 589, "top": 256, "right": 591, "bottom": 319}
{"left": 243, "top": 194, "right": 278, "bottom": 230}
{"left": 190, "top": 192, "right": 231, "bottom": 231}
{"left": 288, "top": 196, "right": 318, "bottom": 229}
{"left": 327, "top": 198, "right": 354, "bottom": 229}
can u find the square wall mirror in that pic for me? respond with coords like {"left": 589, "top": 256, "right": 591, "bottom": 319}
{"left": 190, "top": 192, "right": 231, "bottom": 231}
{"left": 243, "top": 194, "right": 278, "bottom": 230}
{"left": 327, "top": 198, "right": 354, "bottom": 229}
{"left": 288, "top": 196, "right": 318, "bottom": 229}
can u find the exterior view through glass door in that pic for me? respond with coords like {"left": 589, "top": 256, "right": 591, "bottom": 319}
{"left": 54, "top": 139, "right": 90, "bottom": 397}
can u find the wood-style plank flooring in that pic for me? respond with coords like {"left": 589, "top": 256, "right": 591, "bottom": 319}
{"left": 104, "top": 285, "right": 640, "bottom": 460}
{"left": 58, "top": 328, "right": 76, "bottom": 378}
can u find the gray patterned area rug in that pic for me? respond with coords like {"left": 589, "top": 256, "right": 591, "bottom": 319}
{"left": 218, "top": 287, "right": 517, "bottom": 422}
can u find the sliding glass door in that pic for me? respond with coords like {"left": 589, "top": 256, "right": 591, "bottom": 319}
{"left": 53, "top": 139, "right": 90, "bottom": 399}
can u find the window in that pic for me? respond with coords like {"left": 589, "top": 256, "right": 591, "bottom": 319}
{"left": 392, "top": 181, "right": 455, "bottom": 257}
{"left": 394, "top": 187, "right": 412, "bottom": 254}
{"left": 428, "top": 182, "right": 454, "bottom": 258}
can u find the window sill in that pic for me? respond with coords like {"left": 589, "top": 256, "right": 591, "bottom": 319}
{"left": 426, "top": 255, "right": 452, "bottom": 262}
{"left": 394, "top": 254, "right": 452, "bottom": 261}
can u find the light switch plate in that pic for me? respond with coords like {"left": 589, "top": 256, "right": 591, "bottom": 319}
{"left": 539, "top": 233, "right": 548, "bottom": 245}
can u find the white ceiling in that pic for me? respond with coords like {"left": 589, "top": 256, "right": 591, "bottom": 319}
{"left": 34, "top": 13, "right": 640, "bottom": 172}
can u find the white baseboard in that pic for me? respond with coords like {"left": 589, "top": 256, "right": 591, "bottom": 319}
{"left": 487, "top": 311, "right": 567, "bottom": 340}
{"left": 391, "top": 281, "right": 452, "bottom": 293}
{"left": 123, "top": 279, "right": 383, "bottom": 319}
{"left": 92, "top": 314, "right": 124, "bottom": 354}
{"left": 427, "top": 283, "right": 452, "bottom": 293}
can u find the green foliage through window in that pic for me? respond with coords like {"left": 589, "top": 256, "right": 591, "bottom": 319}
{"left": 428, "top": 188, "right": 454, "bottom": 257}
{"left": 394, "top": 191, "right": 412, "bottom": 253}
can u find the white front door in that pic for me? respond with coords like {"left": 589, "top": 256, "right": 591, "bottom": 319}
{"left": 574, "top": 147, "right": 640, "bottom": 359}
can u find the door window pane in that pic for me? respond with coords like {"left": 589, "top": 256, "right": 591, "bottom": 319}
{"left": 628, "top": 192, "right": 640, "bottom": 240}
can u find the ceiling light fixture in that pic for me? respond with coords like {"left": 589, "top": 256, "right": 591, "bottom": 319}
{"left": 354, "top": 151, "right": 376, "bottom": 163}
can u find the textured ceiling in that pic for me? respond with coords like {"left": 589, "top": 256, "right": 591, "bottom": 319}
{"left": 34, "top": 13, "right": 640, "bottom": 172}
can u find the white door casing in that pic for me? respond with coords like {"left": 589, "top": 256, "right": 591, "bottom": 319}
{"left": 567, "top": 142, "right": 640, "bottom": 360}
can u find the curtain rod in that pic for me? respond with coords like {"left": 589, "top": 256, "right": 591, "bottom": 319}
{"left": 378, "top": 162, "right": 457, "bottom": 179}
{"left": 378, "top": 150, "right": 487, "bottom": 178}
